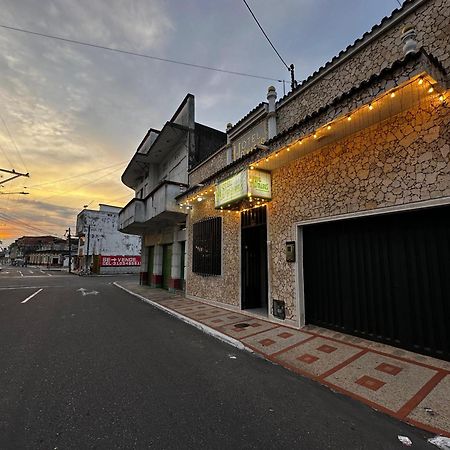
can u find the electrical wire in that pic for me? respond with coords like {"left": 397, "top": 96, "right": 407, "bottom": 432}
{"left": 0, "top": 23, "right": 286, "bottom": 83}
{"left": 241, "top": 0, "right": 290, "bottom": 71}
{"left": 0, "top": 141, "right": 13, "bottom": 167}
{"left": 0, "top": 113, "right": 28, "bottom": 173}
{"left": 40, "top": 165, "right": 125, "bottom": 202}
{"left": 27, "top": 160, "right": 128, "bottom": 188}
{"left": 0, "top": 211, "right": 63, "bottom": 237}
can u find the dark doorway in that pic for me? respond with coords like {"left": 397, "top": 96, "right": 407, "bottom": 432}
{"left": 241, "top": 206, "right": 268, "bottom": 312}
{"left": 303, "top": 205, "right": 450, "bottom": 361}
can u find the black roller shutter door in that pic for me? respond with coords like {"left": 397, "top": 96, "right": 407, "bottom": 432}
{"left": 303, "top": 205, "right": 450, "bottom": 361}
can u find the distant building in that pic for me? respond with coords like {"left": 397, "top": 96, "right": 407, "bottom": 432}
{"left": 9, "top": 236, "right": 71, "bottom": 266}
{"left": 76, "top": 204, "right": 141, "bottom": 274}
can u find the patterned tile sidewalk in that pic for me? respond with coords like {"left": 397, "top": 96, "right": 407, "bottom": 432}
{"left": 115, "top": 281, "right": 450, "bottom": 437}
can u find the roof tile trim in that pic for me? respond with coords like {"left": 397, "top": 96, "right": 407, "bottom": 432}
{"left": 277, "top": 0, "right": 429, "bottom": 105}
{"left": 177, "top": 48, "right": 445, "bottom": 200}
{"left": 227, "top": 102, "right": 267, "bottom": 135}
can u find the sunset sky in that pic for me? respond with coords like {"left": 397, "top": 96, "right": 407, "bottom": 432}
{"left": 0, "top": 0, "right": 402, "bottom": 246}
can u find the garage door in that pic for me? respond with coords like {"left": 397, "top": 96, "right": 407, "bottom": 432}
{"left": 303, "top": 205, "right": 450, "bottom": 361}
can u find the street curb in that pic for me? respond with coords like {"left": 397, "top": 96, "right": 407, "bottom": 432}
{"left": 113, "top": 282, "right": 251, "bottom": 354}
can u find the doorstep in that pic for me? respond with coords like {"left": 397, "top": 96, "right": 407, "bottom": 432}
{"left": 114, "top": 281, "right": 450, "bottom": 438}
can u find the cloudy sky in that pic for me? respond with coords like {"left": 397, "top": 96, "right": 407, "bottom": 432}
{"left": 0, "top": 0, "right": 402, "bottom": 245}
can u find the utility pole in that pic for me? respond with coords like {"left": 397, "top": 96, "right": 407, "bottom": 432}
{"left": 0, "top": 168, "right": 29, "bottom": 185}
{"left": 85, "top": 225, "right": 91, "bottom": 272}
{"left": 67, "top": 228, "right": 72, "bottom": 273}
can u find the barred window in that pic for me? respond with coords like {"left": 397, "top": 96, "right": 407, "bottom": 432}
{"left": 192, "top": 217, "right": 222, "bottom": 275}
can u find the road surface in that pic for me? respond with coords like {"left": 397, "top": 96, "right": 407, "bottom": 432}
{"left": 0, "top": 266, "right": 435, "bottom": 449}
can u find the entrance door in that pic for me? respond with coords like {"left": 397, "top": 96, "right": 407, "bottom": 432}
{"left": 148, "top": 246, "right": 154, "bottom": 286}
{"left": 303, "top": 205, "right": 450, "bottom": 361}
{"left": 241, "top": 206, "right": 268, "bottom": 311}
{"left": 162, "top": 244, "right": 172, "bottom": 290}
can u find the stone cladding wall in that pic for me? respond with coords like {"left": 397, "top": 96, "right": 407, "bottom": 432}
{"left": 276, "top": 0, "right": 450, "bottom": 133}
{"left": 189, "top": 148, "right": 228, "bottom": 187}
{"left": 186, "top": 197, "right": 241, "bottom": 306}
{"left": 270, "top": 97, "right": 450, "bottom": 323}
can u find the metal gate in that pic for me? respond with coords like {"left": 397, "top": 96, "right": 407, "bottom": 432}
{"left": 303, "top": 205, "right": 450, "bottom": 361}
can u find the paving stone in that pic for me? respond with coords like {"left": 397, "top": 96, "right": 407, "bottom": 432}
{"left": 242, "top": 327, "right": 312, "bottom": 356}
{"left": 273, "top": 336, "right": 362, "bottom": 377}
{"left": 407, "top": 374, "right": 450, "bottom": 434}
{"left": 325, "top": 352, "right": 439, "bottom": 413}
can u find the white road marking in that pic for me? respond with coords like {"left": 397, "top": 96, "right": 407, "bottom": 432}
{"left": 47, "top": 273, "right": 53, "bottom": 277}
{"left": 21, "top": 288, "right": 43, "bottom": 304}
{"left": 77, "top": 288, "right": 99, "bottom": 296}
{"left": 29, "top": 270, "right": 34, "bottom": 274}
{"left": 0, "top": 285, "right": 64, "bottom": 290}
{"left": 19, "top": 271, "right": 23, "bottom": 277}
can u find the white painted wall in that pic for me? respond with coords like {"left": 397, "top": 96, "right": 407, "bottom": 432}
{"left": 76, "top": 207, "right": 141, "bottom": 257}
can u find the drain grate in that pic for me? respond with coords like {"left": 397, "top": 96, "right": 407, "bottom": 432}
{"left": 234, "top": 323, "right": 251, "bottom": 328}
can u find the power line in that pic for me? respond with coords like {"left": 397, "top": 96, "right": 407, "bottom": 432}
{"left": 40, "top": 165, "right": 125, "bottom": 202}
{"left": 27, "top": 160, "right": 128, "bottom": 188}
{"left": 0, "top": 211, "right": 62, "bottom": 237}
{"left": 0, "top": 23, "right": 286, "bottom": 83}
{"left": 0, "top": 113, "right": 28, "bottom": 173}
{"left": 241, "top": 0, "right": 290, "bottom": 71}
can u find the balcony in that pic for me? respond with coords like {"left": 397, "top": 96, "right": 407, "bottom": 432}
{"left": 119, "top": 181, "right": 187, "bottom": 235}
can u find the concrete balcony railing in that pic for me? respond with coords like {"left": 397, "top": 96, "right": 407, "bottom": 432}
{"left": 118, "top": 198, "right": 145, "bottom": 234}
{"left": 119, "top": 181, "right": 187, "bottom": 235}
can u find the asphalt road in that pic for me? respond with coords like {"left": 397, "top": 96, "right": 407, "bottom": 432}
{"left": 0, "top": 266, "right": 436, "bottom": 449}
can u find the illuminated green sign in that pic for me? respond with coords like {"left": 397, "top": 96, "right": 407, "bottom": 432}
{"left": 215, "top": 169, "right": 271, "bottom": 208}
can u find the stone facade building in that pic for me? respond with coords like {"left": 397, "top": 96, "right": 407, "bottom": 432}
{"left": 178, "top": 0, "right": 450, "bottom": 361}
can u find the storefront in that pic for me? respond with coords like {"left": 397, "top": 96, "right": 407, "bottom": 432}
{"left": 179, "top": 43, "right": 450, "bottom": 360}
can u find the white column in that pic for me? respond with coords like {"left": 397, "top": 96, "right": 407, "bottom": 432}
{"left": 267, "top": 86, "right": 277, "bottom": 139}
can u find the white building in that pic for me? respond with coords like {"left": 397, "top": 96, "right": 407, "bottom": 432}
{"left": 118, "top": 94, "right": 226, "bottom": 289}
{"left": 76, "top": 204, "right": 141, "bottom": 274}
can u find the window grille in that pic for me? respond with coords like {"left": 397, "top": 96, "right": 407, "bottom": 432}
{"left": 192, "top": 217, "right": 222, "bottom": 275}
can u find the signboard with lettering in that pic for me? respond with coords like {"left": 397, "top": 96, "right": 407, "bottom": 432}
{"left": 215, "top": 169, "right": 271, "bottom": 208}
{"left": 215, "top": 170, "right": 247, "bottom": 207}
{"left": 232, "top": 120, "right": 267, "bottom": 160}
{"left": 248, "top": 170, "right": 271, "bottom": 199}
{"left": 100, "top": 255, "right": 141, "bottom": 267}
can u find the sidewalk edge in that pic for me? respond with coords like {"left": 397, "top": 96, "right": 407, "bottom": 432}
{"left": 113, "top": 282, "right": 251, "bottom": 354}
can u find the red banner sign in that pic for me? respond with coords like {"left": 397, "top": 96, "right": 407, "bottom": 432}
{"left": 100, "top": 255, "right": 141, "bottom": 267}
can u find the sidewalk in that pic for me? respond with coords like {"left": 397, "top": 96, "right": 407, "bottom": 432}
{"left": 115, "top": 281, "right": 450, "bottom": 438}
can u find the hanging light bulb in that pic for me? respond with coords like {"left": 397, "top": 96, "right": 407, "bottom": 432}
{"left": 390, "top": 92, "right": 396, "bottom": 98}
{"left": 327, "top": 125, "right": 331, "bottom": 130}
{"left": 347, "top": 116, "right": 352, "bottom": 121}
{"left": 369, "top": 104, "right": 374, "bottom": 110}
{"left": 418, "top": 78, "right": 424, "bottom": 85}
{"left": 439, "top": 94, "right": 445, "bottom": 102}
{"left": 428, "top": 86, "right": 434, "bottom": 93}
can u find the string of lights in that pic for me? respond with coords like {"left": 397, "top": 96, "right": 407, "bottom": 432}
{"left": 179, "top": 74, "right": 447, "bottom": 212}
